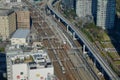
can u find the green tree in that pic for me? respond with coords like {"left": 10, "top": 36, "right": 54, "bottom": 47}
{"left": 0, "top": 47, "right": 5, "bottom": 52}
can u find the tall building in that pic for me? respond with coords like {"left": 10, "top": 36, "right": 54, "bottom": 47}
{"left": 16, "top": 10, "right": 30, "bottom": 29}
{"left": 96, "top": 0, "right": 116, "bottom": 29}
{"left": 92, "top": 0, "right": 97, "bottom": 22}
{"left": 0, "top": 9, "right": 16, "bottom": 40}
{"left": 61, "top": 0, "right": 75, "bottom": 10}
{"left": 76, "top": 0, "right": 92, "bottom": 18}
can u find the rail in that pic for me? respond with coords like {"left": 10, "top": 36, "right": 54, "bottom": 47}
{"left": 47, "top": 0, "right": 119, "bottom": 80}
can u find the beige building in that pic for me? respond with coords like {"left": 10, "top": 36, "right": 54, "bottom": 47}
{"left": 0, "top": 9, "right": 16, "bottom": 40}
{"left": 16, "top": 10, "right": 30, "bottom": 29}
{"left": 10, "top": 29, "right": 30, "bottom": 46}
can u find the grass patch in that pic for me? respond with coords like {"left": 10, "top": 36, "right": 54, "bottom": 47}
{"left": 109, "top": 62, "right": 120, "bottom": 75}
{"left": 24, "top": 56, "right": 34, "bottom": 62}
{"left": 0, "top": 47, "right": 5, "bottom": 52}
{"left": 102, "top": 32, "right": 110, "bottom": 41}
{"left": 63, "top": 9, "right": 77, "bottom": 20}
{"left": 83, "top": 23, "right": 111, "bottom": 42}
{"left": 114, "top": 61, "right": 120, "bottom": 65}
{"left": 107, "top": 52, "right": 119, "bottom": 60}
{"left": 102, "top": 42, "right": 114, "bottom": 48}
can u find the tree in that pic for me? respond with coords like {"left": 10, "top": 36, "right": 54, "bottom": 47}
{"left": 0, "top": 48, "right": 5, "bottom": 52}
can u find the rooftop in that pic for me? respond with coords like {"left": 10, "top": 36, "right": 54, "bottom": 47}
{"left": 6, "top": 44, "right": 52, "bottom": 68}
{"left": 11, "top": 29, "right": 30, "bottom": 38}
{"left": 8, "top": 49, "right": 52, "bottom": 68}
{"left": 0, "top": 9, "right": 14, "bottom": 16}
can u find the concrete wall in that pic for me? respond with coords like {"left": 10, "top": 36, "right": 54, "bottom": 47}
{"left": 10, "top": 38, "right": 28, "bottom": 45}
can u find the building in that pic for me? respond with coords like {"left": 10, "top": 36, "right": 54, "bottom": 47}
{"left": 92, "top": 0, "right": 97, "bottom": 22}
{"left": 76, "top": 0, "right": 92, "bottom": 18}
{"left": 0, "top": 53, "right": 6, "bottom": 80}
{"left": 6, "top": 45, "right": 56, "bottom": 80}
{"left": 96, "top": 0, "right": 116, "bottom": 29}
{"left": 2, "top": 0, "right": 23, "bottom": 8}
{"left": 10, "top": 29, "right": 30, "bottom": 46}
{"left": 16, "top": 10, "right": 30, "bottom": 29}
{"left": 0, "top": 9, "right": 16, "bottom": 41}
{"left": 61, "top": 0, "right": 75, "bottom": 10}
{"left": 5, "top": 0, "right": 21, "bottom": 3}
{"left": 0, "top": 1, "right": 20, "bottom": 9}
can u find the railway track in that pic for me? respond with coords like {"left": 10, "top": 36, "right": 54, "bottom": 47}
{"left": 44, "top": 38, "right": 84, "bottom": 80}
{"left": 51, "top": 16, "right": 99, "bottom": 80}
{"left": 39, "top": 14, "right": 84, "bottom": 79}
{"left": 24, "top": 0, "right": 98, "bottom": 80}
{"left": 40, "top": 15, "right": 97, "bottom": 79}
{"left": 47, "top": 0, "right": 120, "bottom": 79}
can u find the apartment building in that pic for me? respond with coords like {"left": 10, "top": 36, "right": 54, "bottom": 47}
{"left": 61, "top": 0, "right": 75, "bottom": 10}
{"left": 16, "top": 10, "right": 30, "bottom": 29}
{"left": 76, "top": 0, "right": 92, "bottom": 18}
{"left": 0, "top": 9, "right": 16, "bottom": 40}
{"left": 96, "top": 0, "right": 116, "bottom": 29}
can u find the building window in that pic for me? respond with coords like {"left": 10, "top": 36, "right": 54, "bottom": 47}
{"left": 20, "top": 72, "right": 23, "bottom": 75}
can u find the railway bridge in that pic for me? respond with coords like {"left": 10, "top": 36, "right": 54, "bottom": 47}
{"left": 46, "top": 0, "right": 119, "bottom": 80}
